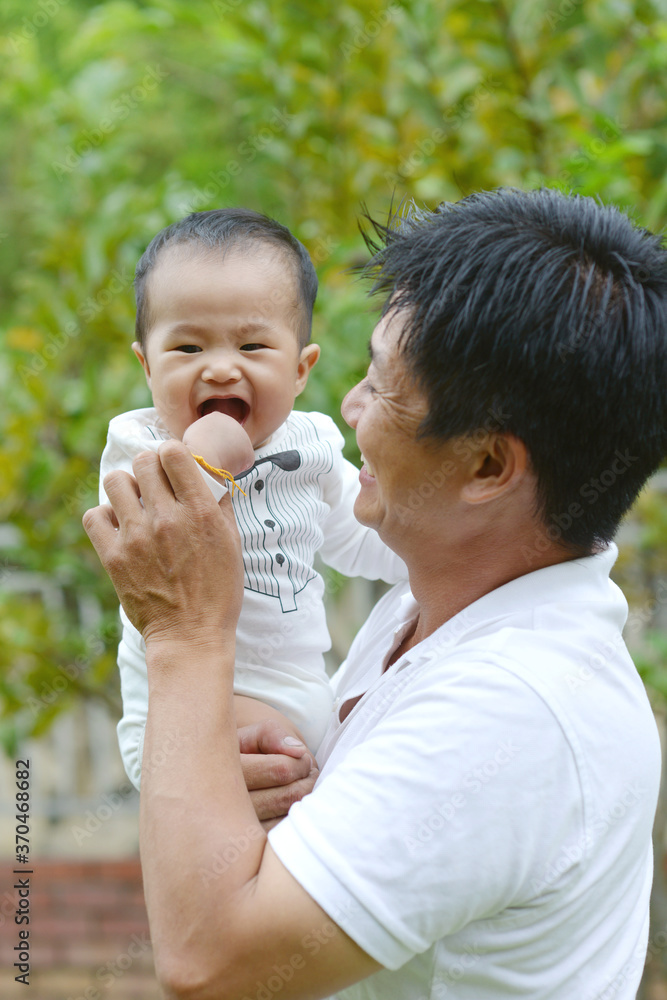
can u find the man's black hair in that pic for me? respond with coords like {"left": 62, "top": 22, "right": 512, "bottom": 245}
{"left": 134, "top": 208, "right": 318, "bottom": 349}
{"left": 362, "top": 188, "right": 667, "bottom": 553}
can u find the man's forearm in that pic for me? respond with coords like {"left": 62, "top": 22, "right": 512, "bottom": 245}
{"left": 85, "top": 444, "right": 380, "bottom": 999}
{"left": 140, "top": 637, "right": 267, "bottom": 990}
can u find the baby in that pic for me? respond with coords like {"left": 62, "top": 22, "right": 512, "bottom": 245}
{"left": 100, "top": 208, "right": 407, "bottom": 789}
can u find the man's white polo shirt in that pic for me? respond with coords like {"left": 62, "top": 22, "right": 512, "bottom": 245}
{"left": 269, "top": 544, "right": 660, "bottom": 999}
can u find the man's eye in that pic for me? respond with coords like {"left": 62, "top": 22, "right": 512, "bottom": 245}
{"left": 175, "top": 345, "right": 202, "bottom": 354}
{"left": 240, "top": 343, "right": 266, "bottom": 352}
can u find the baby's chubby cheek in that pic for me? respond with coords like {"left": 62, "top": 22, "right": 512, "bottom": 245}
{"left": 182, "top": 411, "right": 255, "bottom": 476}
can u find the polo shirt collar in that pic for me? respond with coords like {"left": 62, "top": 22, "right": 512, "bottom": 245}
{"left": 394, "top": 543, "right": 622, "bottom": 663}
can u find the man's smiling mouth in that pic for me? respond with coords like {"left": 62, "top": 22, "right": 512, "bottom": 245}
{"left": 198, "top": 397, "right": 250, "bottom": 424}
{"left": 360, "top": 454, "right": 375, "bottom": 477}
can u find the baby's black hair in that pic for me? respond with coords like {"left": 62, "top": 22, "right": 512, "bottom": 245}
{"left": 134, "top": 208, "right": 318, "bottom": 349}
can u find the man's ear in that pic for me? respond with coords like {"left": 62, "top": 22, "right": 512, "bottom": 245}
{"left": 132, "top": 341, "right": 151, "bottom": 388}
{"left": 295, "top": 343, "right": 320, "bottom": 395}
{"left": 461, "top": 434, "right": 529, "bottom": 504}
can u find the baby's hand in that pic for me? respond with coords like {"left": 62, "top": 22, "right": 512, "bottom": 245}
{"left": 182, "top": 411, "right": 255, "bottom": 481}
{"left": 238, "top": 720, "right": 318, "bottom": 827}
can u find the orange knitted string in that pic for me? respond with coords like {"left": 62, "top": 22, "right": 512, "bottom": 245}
{"left": 191, "top": 455, "right": 247, "bottom": 496}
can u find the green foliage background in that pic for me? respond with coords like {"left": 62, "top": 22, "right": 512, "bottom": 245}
{"left": 1, "top": 0, "right": 667, "bottom": 756}
{"left": 3, "top": 1, "right": 667, "bottom": 988}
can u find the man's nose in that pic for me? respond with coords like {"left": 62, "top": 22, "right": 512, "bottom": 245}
{"left": 202, "top": 350, "right": 241, "bottom": 383}
{"left": 341, "top": 381, "right": 362, "bottom": 428}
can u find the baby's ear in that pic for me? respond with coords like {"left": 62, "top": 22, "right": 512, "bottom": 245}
{"left": 295, "top": 343, "right": 320, "bottom": 394}
{"left": 132, "top": 341, "right": 151, "bottom": 386}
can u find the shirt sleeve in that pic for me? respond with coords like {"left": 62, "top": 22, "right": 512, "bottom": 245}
{"left": 268, "top": 657, "right": 584, "bottom": 970}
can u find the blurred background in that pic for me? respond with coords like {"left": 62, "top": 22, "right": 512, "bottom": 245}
{"left": 1, "top": 0, "right": 667, "bottom": 996}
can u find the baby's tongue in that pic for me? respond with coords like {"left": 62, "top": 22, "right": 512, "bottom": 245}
{"left": 202, "top": 397, "right": 246, "bottom": 422}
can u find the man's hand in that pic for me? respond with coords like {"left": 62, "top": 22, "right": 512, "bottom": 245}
{"left": 238, "top": 721, "right": 319, "bottom": 829}
{"left": 82, "top": 441, "right": 243, "bottom": 646}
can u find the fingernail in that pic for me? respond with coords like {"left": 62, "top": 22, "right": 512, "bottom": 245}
{"left": 283, "top": 737, "right": 304, "bottom": 747}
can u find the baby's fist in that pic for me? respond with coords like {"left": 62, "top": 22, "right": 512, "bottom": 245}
{"left": 183, "top": 411, "right": 254, "bottom": 477}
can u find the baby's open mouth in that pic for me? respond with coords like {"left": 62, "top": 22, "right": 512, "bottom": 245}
{"left": 198, "top": 397, "right": 249, "bottom": 424}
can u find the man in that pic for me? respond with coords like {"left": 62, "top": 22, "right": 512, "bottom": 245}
{"left": 84, "top": 188, "right": 667, "bottom": 998}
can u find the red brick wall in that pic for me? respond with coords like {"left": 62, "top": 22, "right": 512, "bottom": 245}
{"left": 0, "top": 859, "right": 158, "bottom": 999}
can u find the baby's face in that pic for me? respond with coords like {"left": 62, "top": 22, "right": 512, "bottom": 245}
{"left": 133, "top": 246, "right": 319, "bottom": 449}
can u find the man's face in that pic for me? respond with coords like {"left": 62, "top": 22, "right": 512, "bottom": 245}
{"left": 133, "top": 246, "right": 319, "bottom": 449}
{"left": 341, "top": 309, "right": 469, "bottom": 546}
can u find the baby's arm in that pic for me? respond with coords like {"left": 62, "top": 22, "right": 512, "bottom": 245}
{"left": 320, "top": 450, "right": 408, "bottom": 583}
{"left": 302, "top": 410, "right": 407, "bottom": 582}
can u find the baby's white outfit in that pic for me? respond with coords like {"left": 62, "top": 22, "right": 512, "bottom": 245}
{"left": 99, "top": 407, "right": 407, "bottom": 788}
